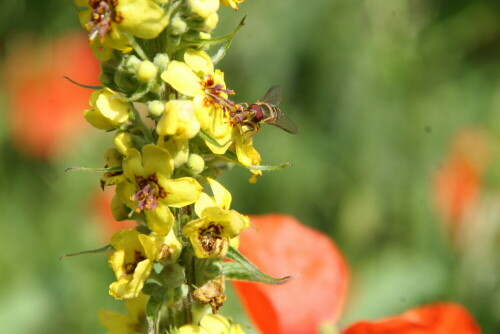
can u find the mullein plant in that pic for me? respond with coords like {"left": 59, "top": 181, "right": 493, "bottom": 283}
{"left": 68, "top": 0, "right": 292, "bottom": 333}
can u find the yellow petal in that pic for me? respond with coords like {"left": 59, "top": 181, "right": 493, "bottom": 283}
{"left": 207, "top": 178, "right": 232, "bottom": 209}
{"left": 98, "top": 309, "right": 131, "bottom": 334}
{"left": 137, "top": 233, "right": 157, "bottom": 260}
{"left": 161, "top": 61, "right": 203, "bottom": 97}
{"left": 117, "top": 0, "right": 169, "bottom": 39}
{"left": 200, "top": 314, "right": 231, "bottom": 332}
{"left": 144, "top": 205, "right": 175, "bottom": 236}
{"left": 142, "top": 144, "right": 174, "bottom": 178}
{"left": 110, "top": 229, "right": 142, "bottom": 250}
{"left": 123, "top": 148, "right": 144, "bottom": 180}
{"left": 109, "top": 259, "right": 153, "bottom": 299}
{"left": 194, "top": 192, "right": 216, "bottom": 217}
{"left": 179, "top": 325, "right": 211, "bottom": 334}
{"left": 184, "top": 49, "right": 214, "bottom": 75}
{"left": 159, "top": 177, "right": 202, "bottom": 207}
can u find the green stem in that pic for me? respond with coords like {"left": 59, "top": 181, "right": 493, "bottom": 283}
{"left": 128, "top": 36, "right": 149, "bottom": 60}
{"left": 130, "top": 108, "right": 155, "bottom": 144}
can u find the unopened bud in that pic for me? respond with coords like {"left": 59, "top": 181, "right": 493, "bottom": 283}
{"left": 147, "top": 100, "right": 165, "bottom": 118}
{"left": 137, "top": 60, "right": 158, "bottom": 83}
{"left": 188, "top": 0, "right": 219, "bottom": 19}
{"left": 187, "top": 154, "right": 205, "bottom": 175}
{"left": 170, "top": 15, "right": 188, "bottom": 35}
{"left": 123, "top": 55, "right": 141, "bottom": 72}
{"left": 153, "top": 53, "right": 170, "bottom": 71}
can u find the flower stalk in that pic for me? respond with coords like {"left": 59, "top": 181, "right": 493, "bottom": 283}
{"left": 70, "top": 0, "right": 293, "bottom": 332}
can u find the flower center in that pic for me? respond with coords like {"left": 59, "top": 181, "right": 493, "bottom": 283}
{"left": 122, "top": 250, "right": 146, "bottom": 277}
{"left": 86, "top": 0, "right": 123, "bottom": 42}
{"left": 130, "top": 175, "right": 167, "bottom": 213}
{"left": 202, "top": 75, "right": 235, "bottom": 111}
{"left": 199, "top": 222, "right": 224, "bottom": 252}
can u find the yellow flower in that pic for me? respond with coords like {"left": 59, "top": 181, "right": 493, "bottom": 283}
{"left": 179, "top": 314, "right": 246, "bottom": 334}
{"left": 232, "top": 128, "right": 262, "bottom": 182}
{"left": 183, "top": 178, "right": 249, "bottom": 258}
{"left": 161, "top": 49, "right": 234, "bottom": 154}
{"left": 108, "top": 230, "right": 156, "bottom": 299}
{"left": 98, "top": 293, "right": 148, "bottom": 333}
{"left": 75, "top": 0, "right": 169, "bottom": 51}
{"left": 156, "top": 100, "right": 201, "bottom": 141}
{"left": 83, "top": 88, "right": 130, "bottom": 130}
{"left": 188, "top": 0, "right": 219, "bottom": 19}
{"left": 108, "top": 229, "right": 182, "bottom": 299}
{"left": 116, "top": 144, "right": 202, "bottom": 235}
{"left": 220, "top": 0, "right": 244, "bottom": 10}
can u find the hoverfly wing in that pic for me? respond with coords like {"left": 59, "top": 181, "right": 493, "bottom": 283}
{"left": 259, "top": 85, "right": 282, "bottom": 105}
{"left": 271, "top": 112, "right": 299, "bottom": 134}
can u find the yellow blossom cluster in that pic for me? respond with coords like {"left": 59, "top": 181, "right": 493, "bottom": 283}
{"left": 73, "top": 0, "right": 263, "bottom": 333}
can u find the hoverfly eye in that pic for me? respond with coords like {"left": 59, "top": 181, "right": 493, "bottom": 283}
{"left": 253, "top": 110, "right": 264, "bottom": 121}
{"left": 249, "top": 104, "right": 261, "bottom": 112}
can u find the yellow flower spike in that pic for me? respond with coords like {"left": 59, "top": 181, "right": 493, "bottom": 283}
{"left": 157, "top": 100, "right": 201, "bottom": 140}
{"left": 76, "top": 0, "right": 169, "bottom": 50}
{"left": 184, "top": 178, "right": 249, "bottom": 258}
{"left": 98, "top": 293, "right": 148, "bottom": 334}
{"left": 108, "top": 230, "right": 156, "bottom": 299}
{"left": 116, "top": 144, "right": 202, "bottom": 235}
{"left": 187, "top": 0, "right": 219, "bottom": 19}
{"left": 83, "top": 88, "right": 130, "bottom": 130}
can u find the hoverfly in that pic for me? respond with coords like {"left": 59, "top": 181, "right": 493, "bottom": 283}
{"left": 230, "top": 86, "right": 299, "bottom": 135}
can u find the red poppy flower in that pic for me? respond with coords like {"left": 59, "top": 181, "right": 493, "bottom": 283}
{"left": 2, "top": 31, "right": 100, "bottom": 159}
{"left": 232, "top": 214, "right": 349, "bottom": 334}
{"left": 433, "top": 128, "right": 490, "bottom": 238}
{"left": 343, "top": 302, "right": 481, "bottom": 334}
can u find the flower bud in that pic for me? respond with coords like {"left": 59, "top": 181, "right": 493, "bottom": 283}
{"left": 114, "top": 131, "right": 134, "bottom": 154}
{"left": 136, "top": 60, "right": 158, "bottom": 83}
{"left": 83, "top": 89, "right": 130, "bottom": 130}
{"left": 203, "top": 13, "right": 219, "bottom": 32}
{"left": 187, "top": 154, "right": 205, "bottom": 175}
{"left": 153, "top": 53, "right": 170, "bottom": 71}
{"left": 188, "top": 0, "right": 219, "bottom": 19}
{"left": 170, "top": 15, "right": 188, "bottom": 35}
{"left": 123, "top": 55, "right": 141, "bottom": 73}
{"left": 147, "top": 100, "right": 165, "bottom": 118}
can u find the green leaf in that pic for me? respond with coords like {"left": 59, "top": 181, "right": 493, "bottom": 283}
{"left": 211, "top": 15, "right": 247, "bottom": 65}
{"left": 59, "top": 244, "right": 112, "bottom": 260}
{"left": 224, "top": 246, "right": 292, "bottom": 284}
{"left": 176, "top": 15, "right": 247, "bottom": 52}
{"left": 65, "top": 166, "right": 123, "bottom": 173}
{"left": 122, "top": 81, "right": 155, "bottom": 102}
{"left": 63, "top": 76, "right": 102, "bottom": 90}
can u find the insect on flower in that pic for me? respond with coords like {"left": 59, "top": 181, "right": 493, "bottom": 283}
{"left": 230, "top": 86, "right": 299, "bottom": 135}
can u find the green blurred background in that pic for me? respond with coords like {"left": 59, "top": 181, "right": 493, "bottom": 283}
{"left": 1, "top": 0, "right": 500, "bottom": 333}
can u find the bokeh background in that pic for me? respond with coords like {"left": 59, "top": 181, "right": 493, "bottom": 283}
{"left": 1, "top": 0, "right": 500, "bottom": 333}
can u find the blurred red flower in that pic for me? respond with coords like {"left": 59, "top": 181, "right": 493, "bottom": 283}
{"left": 342, "top": 302, "right": 481, "bottom": 334}
{"left": 232, "top": 214, "right": 350, "bottom": 334}
{"left": 433, "top": 128, "right": 490, "bottom": 238}
{"left": 2, "top": 31, "right": 100, "bottom": 159}
{"left": 233, "top": 215, "right": 481, "bottom": 334}
{"left": 93, "top": 188, "right": 136, "bottom": 242}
